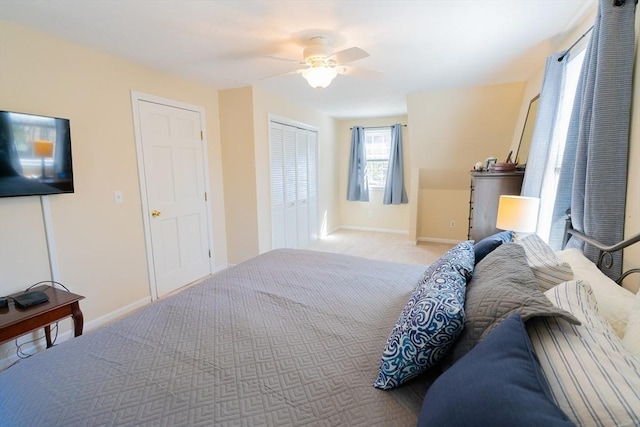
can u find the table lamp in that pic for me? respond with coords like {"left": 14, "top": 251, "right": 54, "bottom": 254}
{"left": 496, "top": 195, "right": 540, "bottom": 241}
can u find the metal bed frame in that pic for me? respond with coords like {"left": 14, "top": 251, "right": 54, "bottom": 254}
{"left": 563, "top": 211, "right": 640, "bottom": 285}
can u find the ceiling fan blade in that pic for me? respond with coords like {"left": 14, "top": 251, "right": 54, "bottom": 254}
{"left": 259, "top": 68, "right": 304, "bottom": 81}
{"left": 263, "top": 55, "right": 305, "bottom": 64}
{"left": 338, "top": 66, "right": 383, "bottom": 79}
{"left": 329, "top": 47, "right": 369, "bottom": 64}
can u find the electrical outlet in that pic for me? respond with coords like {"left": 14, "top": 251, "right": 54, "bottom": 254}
{"left": 368, "top": 210, "right": 373, "bottom": 219}
{"left": 449, "top": 220, "right": 456, "bottom": 228}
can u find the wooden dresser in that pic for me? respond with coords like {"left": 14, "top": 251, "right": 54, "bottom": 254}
{"left": 467, "top": 171, "right": 524, "bottom": 242}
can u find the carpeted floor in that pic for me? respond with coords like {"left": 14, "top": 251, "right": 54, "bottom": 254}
{"left": 307, "top": 229, "right": 453, "bottom": 266}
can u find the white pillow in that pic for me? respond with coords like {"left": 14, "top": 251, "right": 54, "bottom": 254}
{"left": 516, "top": 234, "right": 573, "bottom": 291}
{"left": 528, "top": 281, "right": 640, "bottom": 427}
{"left": 556, "top": 248, "right": 635, "bottom": 338}
{"left": 622, "top": 291, "right": 640, "bottom": 355}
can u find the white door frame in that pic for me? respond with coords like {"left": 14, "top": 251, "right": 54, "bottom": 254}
{"left": 267, "top": 114, "right": 319, "bottom": 249}
{"left": 131, "top": 91, "right": 215, "bottom": 300}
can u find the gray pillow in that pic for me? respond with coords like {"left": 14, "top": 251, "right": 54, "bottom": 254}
{"left": 446, "top": 243, "right": 580, "bottom": 365}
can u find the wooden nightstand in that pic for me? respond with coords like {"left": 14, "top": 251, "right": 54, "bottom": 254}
{"left": 0, "top": 285, "right": 85, "bottom": 348}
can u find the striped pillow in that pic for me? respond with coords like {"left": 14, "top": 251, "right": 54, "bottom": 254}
{"left": 622, "top": 292, "right": 640, "bottom": 355}
{"left": 557, "top": 248, "right": 635, "bottom": 338}
{"left": 517, "top": 234, "right": 573, "bottom": 291}
{"left": 527, "top": 281, "right": 640, "bottom": 427}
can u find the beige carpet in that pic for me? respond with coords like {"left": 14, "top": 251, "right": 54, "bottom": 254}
{"left": 307, "top": 229, "right": 453, "bottom": 266}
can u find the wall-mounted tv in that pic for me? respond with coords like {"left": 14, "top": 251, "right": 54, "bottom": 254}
{"left": 0, "top": 110, "right": 75, "bottom": 198}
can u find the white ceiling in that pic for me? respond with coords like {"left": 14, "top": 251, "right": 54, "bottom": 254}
{"left": 0, "top": 0, "right": 595, "bottom": 119}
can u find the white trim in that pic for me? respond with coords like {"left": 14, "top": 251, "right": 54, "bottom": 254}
{"left": 417, "top": 236, "right": 461, "bottom": 245}
{"left": 267, "top": 114, "right": 320, "bottom": 251}
{"left": 85, "top": 296, "right": 151, "bottom": 331}
{"left": 212, "top": 264, "right": 229, "bottom": 274}
{"left": 325, "top": 225, "right": 341, "bottom": 236}
{"left": 130, "top": 91, "right": 215, "bottom": 301}
{"left": 40, "top": 195, "right": 60, "bottom": 281}
{"left": 268, "top": 113, "right": 319, "bottom": 132}
{"left": 338, "top": 225, "right": 409, "bottom": 235}
{"left": 324, "top": 226, "right": 459, "bottom": 244}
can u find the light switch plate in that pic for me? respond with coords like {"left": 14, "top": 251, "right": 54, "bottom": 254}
{"left": 114, "top": 190, "right": 124, "bottom": 204}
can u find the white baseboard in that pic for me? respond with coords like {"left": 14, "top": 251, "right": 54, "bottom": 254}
{"left": 85, "top": 296, "right": 151, "bottom": 331}
{"left": 338, "top": 225, "right": 409, "bottom": 235}
{"left": 213, "top": 264, "right": 229, "bottom": 273}
{"left": 0, "top": 296, "right": 151, "bottom": 371}
{"left": 417, "top": 236, "right": 461, "bottom": 244}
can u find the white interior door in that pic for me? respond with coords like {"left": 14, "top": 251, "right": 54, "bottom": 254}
{"left": 137, "top": 100, "right": 211, "bottom": 298}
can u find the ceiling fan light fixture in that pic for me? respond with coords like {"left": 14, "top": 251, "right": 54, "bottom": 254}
{"left": 301, "top": 66, "right": 337, "bottom": 88}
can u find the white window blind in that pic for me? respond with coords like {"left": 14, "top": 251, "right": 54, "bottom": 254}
{"left": 364, "top": 128, "right": 391, "bottom": 188}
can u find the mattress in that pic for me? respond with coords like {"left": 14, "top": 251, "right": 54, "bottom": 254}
{"left": 0, "top": 249, "right": 431, "bottom": 426}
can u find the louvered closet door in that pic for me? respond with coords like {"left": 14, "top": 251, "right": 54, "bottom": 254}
{"left": 296, "top": 128, "right": 310, "bottom": 248}
{"left": 270, "top": 120, "right": 317, "bottom": 250}
{"left": 307, "top": 130, "right": 318, "bottom": 242}
{"left": 283, "top": 126, "right": 298, "bottom": 248}
{"left": 270, "top": 122, "right": 286, "bottom": 249}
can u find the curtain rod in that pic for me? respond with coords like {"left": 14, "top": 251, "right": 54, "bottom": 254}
{"left": 558, "top": 25, "right": 593, "bottom": 62}
{"left": 557, "top": 0, "right": 636, "bottom": 62}
{"left": 349, "top": 124, "right": 407, "bottom": 130}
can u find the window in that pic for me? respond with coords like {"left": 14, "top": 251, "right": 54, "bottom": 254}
{"left": 8, "top": 112, "right": 58, "bottom": 169}
{"left": 364, "top": 128, "right": 391, "bottom": 188}
{"left": 537, "top": 48, "right": 586, "bottom": 243}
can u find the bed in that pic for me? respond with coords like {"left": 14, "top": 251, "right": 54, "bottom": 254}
{"left": 0, "top": 230, "right": 638, "bottom": 426}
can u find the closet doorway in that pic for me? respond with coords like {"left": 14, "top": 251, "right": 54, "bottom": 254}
{"left": 269, "top": 118, "right": 318, "bottom": 250}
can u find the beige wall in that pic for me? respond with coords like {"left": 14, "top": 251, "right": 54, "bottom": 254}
{"left": 218, "top": 87, "right": 259, "bottom": 264}
{"left": 0, "top": 20, "right": 228, "bottom": 351}
{"left": 417, "top": 188, "right": 470, "bottom": 242}
{"left": 337, "top": 116, "right": 410, "bottom": 233}
{"left": 218, "top": 85, "right": 339, "bottom": 264}
{"left": 407, "top": 82, "right": 526, "bottom": 241}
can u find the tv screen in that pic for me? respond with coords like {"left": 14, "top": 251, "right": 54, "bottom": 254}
{"left": 0, "top": 110, "right": 75, "bottom": 198}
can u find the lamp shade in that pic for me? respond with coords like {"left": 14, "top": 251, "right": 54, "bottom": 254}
{"left": 302, "top": 66, "right": 337, "bottom": 88}
{"left": 496, "top": 195, "right": 540, "bottom": 233}
{"left": 33, "top": 140, "right": 54, "bottom": 157}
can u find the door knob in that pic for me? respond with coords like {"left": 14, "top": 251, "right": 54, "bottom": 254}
{"left": 152, "top": 210, "right": 161, "bottom": 217}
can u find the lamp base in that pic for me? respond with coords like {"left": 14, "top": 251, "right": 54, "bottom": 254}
{"left": 512, "top": 231, "right": 534, "bottom": 242}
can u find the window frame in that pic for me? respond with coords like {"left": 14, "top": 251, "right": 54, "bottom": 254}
{"left": 364, "top": 127, "right": 392, "bottom": 189}
{"left": 537, "top": 46, "right": 587, "bottom": 243}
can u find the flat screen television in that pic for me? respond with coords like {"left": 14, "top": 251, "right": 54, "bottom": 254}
{"left": 0, "top": 110, "right": 75, "bottom": 198}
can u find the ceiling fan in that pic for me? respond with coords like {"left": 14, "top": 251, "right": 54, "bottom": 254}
{"left": 264, "top": 36, "right": 382, "bottom": 88}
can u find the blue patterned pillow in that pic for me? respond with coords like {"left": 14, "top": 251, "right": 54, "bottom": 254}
{"left": 374, "top": 241, "right": 474, "bottom": 390}
{"left": 419, "top": 241, "right": 475, "bottom": 284}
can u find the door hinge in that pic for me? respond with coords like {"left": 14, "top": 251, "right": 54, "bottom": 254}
{"left": 204, "top": 192, "right": 208, "bottom": 201}
{"left": 208, "top": 249, "right": 211, "bottom": 258}
{"left": 200, "top": 130, "right": 203, "bottom": 140}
